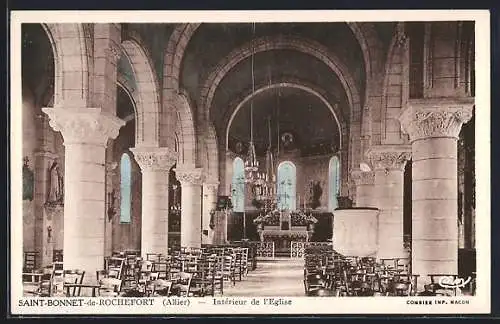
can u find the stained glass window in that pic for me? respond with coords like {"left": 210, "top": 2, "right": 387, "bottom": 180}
{"left": 231, "top": 157, "right": 245, "bottom": 212}
{"left": 277, "top": 161, "right": 296, "bottom": 210}
{"left": 328, "top": 156, "right": 340, "bottom": 211}
{"left": 120, "top": 153, "right": 132, "bottom": 223}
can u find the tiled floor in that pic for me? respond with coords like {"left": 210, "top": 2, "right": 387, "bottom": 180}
{"left": 224, "top": 258, "right": 305, "bottom": 296}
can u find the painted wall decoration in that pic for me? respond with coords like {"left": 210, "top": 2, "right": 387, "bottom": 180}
{"left": 22, "top": 156, "right": 34, "bottom": 201}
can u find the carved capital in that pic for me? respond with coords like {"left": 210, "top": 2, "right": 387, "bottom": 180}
{"left": 203, "top": 181, "right": 220, "bottom": 195}
{"left": 106, "top": 161, "right": 119, "bottom": 172}
{"left": 399, "top": 98, "right": 474, "bottom": 142}
{"left": 176, "top": 168, "right": 204, "bottom": 186}
{"left": 108, "top": 43, "right": 122, "bottom": 61}
{"left": 366, "top": 145, "right": 412, "bottom": 171}
{"left": 42, "top": 108, "right": 125, "bottom": 146}
{"left": 130, "top": 147, "right": 177, "bottom": 172}
{"left": 394, "top": 22, "right": 409, "bottom": 48}
{"left": 351, "top": 170, "right": 375, "bottom": 186}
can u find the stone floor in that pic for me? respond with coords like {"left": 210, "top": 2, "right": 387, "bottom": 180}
{"left": 224, "top": 258, "right": 305, "bottom": 296}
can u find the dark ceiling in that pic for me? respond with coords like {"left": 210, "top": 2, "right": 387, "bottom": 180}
{"left": 117, "top": 85, "right": 135, "bottom": 121}
{"left": 212, "top": 49, "right": 347, "bottom": 129}
{"left": 20, "top": 22, "right": 398, "bottom": 158}
{"left": 181, "top": 22, "right": 368, "bottom": 157}
{"left": 22, "top": 24, "right": 54, "bottom": 106}
{"left": 228, "top": 87, "right": 340, "bottom": 157}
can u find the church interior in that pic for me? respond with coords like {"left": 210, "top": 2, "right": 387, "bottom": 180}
{"left": 20, "top": 21, "right": 476, "bottom": 297}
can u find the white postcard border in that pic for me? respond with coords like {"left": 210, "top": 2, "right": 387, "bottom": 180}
{"left": 9, "top": 9, "right": 491, "bottom": 315}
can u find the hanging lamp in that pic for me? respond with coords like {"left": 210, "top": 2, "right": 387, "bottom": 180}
{"left": 244, "top": 22, "right": 259, "bottom": 185}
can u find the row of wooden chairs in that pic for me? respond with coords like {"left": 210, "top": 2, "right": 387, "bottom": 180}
{"left": 95, "top": 246, "right": 251, "bottom": 297}
{"left": 303, "top": 249, "right": 475, "bottom": 297}
{"left": 22, "top": 261, "right": 135, "bottom": 297}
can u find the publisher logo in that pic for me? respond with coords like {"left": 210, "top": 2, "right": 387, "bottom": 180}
{"left": 438, "top": 276, "right": 472, "bottom": 289}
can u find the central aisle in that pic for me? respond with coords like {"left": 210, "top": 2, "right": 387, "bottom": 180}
{"left": 224, "top": 258, "right": 305, "bottom": 297}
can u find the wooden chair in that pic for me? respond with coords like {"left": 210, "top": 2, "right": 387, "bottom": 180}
{"left": 23, "top": 251, "right": 38, "bottom": 273}
{"left": 190, "top": 258, "right": 216, "bottom": 297}
{"left": 221, "top": 255, "right": 236, "bottom": 286}
{"left": 304, "top": 273, "right": 328, "bottom": 296}
{"left": 105, "top": 257, "right": 125, "bottom": 279}
{"left": 153, "top": 261, "right": 170, "bottom": 280}
{"left": 62, "top": 269, "right": 86, "bottom": 297}
{"left": 146, "top": 253, "right": 162, "bottom": 262}
{"left": 390, "top": 274, "right": 419, "bottom": 296}
{"left": 22, "top": 270, "right": 45, "bottom": 296}
{"left": 171, "top": 272, "right": 193, "bottom": 297}
{"left": 136, "top": 261, "right": 154, "bottom": 291}
{"left": 211, "top": 256, "right": 225, "bottom": 295}
{"left": 98, "top": 278, "right": 123, "bottom": 297}
{"left": 38, "top": 262, "right": 64, "bottom": 297}
{"left": 151, "top": 279, "right": 172, "bottom": 297}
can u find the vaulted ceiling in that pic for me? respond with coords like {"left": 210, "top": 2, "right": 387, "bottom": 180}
{"left": 21, "top": 22, "right": 398, "bottom": 158}
{"left": 179, "top": 22, "right": 374, "bottom": 156}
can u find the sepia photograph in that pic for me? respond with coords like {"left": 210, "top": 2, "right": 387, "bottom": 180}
{"left": 9, "top": 10, "right": 491, "bottom": 315}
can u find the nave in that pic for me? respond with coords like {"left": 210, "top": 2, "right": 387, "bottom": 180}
{"left": 224, "top": 258, "right": 304, "bottom": 297}
{"left": 22, "top": 243, "right": 476, "bottom": 298}
{"left": 19, "top": 21, "right": 477, "bottom": 301}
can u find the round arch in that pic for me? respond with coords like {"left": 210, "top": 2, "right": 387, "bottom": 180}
{"left": 163, "top": 22, "right": 375, "bottom": 96}
{"left": 41, "top": 23, "right": 90, "bottom": 108}
{"left": 199, "top": 35, "right": 361, "bottom": 126}
{"left": 121, "top": 33, "right": 161, "bottom": 147}
{"left": 116, "top": 81, "right": 137, "bottom": 121}
{"left": 175, "top": 89, "right": 197, "bottom": 166}
{"left": 225, "top": 81, "right": 346, "bottom": 152}
{"left": 380, "top": 22, "right": 407, "bottom": 145}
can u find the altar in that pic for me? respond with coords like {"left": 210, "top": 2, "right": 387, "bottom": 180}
{"left": 254, "top": 210, "right": 316, "bottom": 257}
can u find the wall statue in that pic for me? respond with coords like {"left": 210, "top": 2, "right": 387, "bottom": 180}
{"left": 47, "top": 160, "right": 64, "bottom": 205}
{"left": 22, "top": 156, "right": 34, "bottom": 201}
{"left": 308, "top": 180, "right": 323, "bottom": 209}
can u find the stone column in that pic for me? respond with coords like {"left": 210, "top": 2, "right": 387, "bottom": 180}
{"left": 42, "top": 107, "right": 124, "bottom": 282}
{"left": 367, "top": 145, "right": 411, "bottom": 260}
{"left": 176, "top": 167, "right": 204, "bottom": 248}
{"left": 32, "top": 114, "right": 57, "bottom": 268}
{"left": 225, "top": 150, "right": 236, "bottom": 197}
{"left": 131, "top": 147, "right": 177, "bottom": 258}
{"left": 399, "top": 98, "right": 474, "bottom": 284}
{"left": 202, "top": 181, "right": 219, "bottom": 245}
{"left": 350, "top": 170, "right": 375, "bottom": 207}
{"left": 104, "top": 161, "right": 118, "bottom": 257}
{"left": 33, "top": 150, "right": 59, "bottom": 267}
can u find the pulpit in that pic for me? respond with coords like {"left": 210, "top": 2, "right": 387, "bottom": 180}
{"left": 332, "top": 207, "right": 380, "bottom": 257}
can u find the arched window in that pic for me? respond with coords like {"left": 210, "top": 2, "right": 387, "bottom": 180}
{"left": 231, "top": 157, "right": 245, "bottom": 212}
{"left": 328, "top": 156, "right": 341, "bottom": 211}
{"left": 277, "top": 161, "right": 296, "bottom": 211}
{"left": 120, "top": 153, "right": 132, "bottom": 224}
